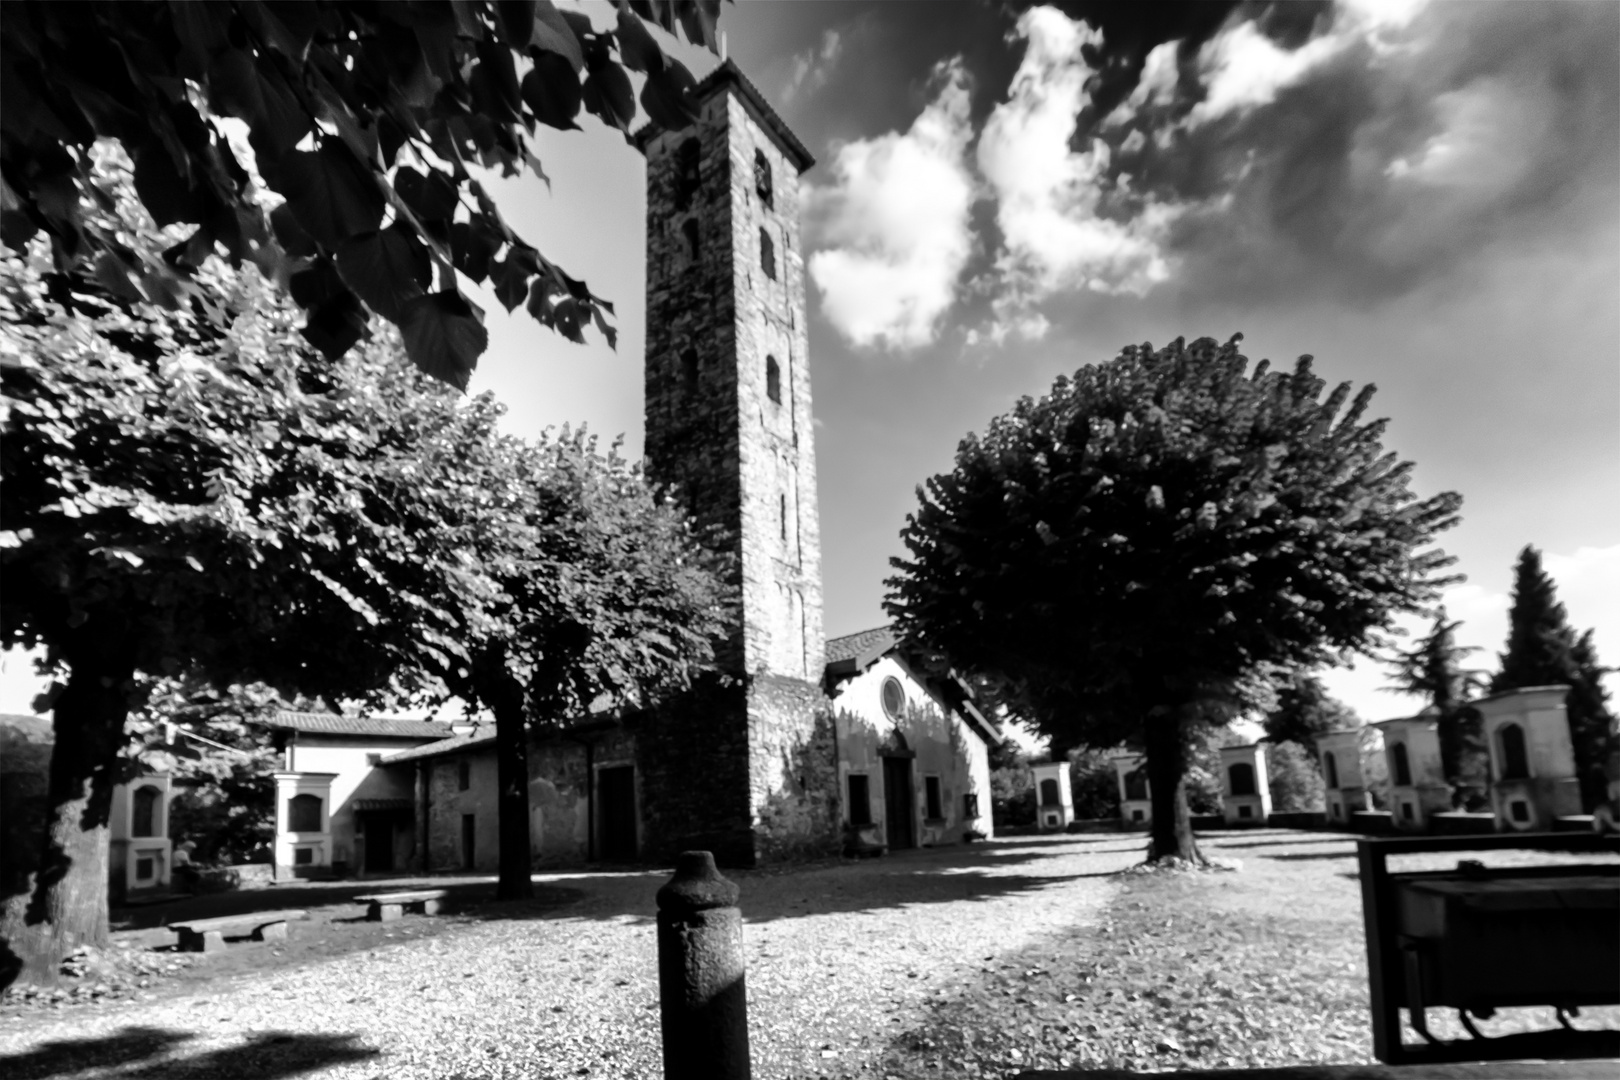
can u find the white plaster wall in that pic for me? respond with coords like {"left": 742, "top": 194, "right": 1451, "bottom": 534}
{"left": 289, "top": 737, "right": 420, "bottom": 866}
{"left": 830, "top": 654, "right": 992, "bottom": 845}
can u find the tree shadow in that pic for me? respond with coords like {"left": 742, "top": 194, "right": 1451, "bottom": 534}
{"left": 1268, "top": 851, "right": 1359, "bottom": 861}
{"left": 0, "top": 1025, "right": 380, "bottom": 1080}
{"left": 112, "top": 879, "right": 500, "bottom": 931}
{"left": 1212, "top": 837, "right": 1355, "bottom": 850}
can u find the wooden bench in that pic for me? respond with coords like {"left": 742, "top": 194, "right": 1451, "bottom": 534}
{"left": 169, "top": 909, "right": 307, "bottom": 953}
{"left": 354, "top": 889, "right": 448, "bottom": 922}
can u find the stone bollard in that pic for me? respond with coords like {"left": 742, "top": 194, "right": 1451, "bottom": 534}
{"left": 656, "top": 850, "right": 750, "bottom": 1080}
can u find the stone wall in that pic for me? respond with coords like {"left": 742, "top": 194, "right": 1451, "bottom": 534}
{"left": 422, "top": 746, "right": 500, "bottom": 873}
{"left": 750, "top": 674, "right": 841, "bottom": 862}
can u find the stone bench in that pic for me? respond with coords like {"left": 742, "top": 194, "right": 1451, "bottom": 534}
{"left": 354, "top": 889, "right": 448, "bottom": 922}
{"left": 169, "top": 909, "right": 308, "bottom": 953}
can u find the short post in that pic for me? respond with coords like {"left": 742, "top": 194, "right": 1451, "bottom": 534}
{"left": 656, "top": 850, "right": 750, "bottom": 1080}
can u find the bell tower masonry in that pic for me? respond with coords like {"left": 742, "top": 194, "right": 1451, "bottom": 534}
{"left": 632, "top": 61, "right": 836, "bottom": 865}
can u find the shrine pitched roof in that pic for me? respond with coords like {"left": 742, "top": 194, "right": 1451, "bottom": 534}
{"left": 380, "top": 727, "right": 496, "bottom": 765}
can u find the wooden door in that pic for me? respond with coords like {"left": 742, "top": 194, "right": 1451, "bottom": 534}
{"left": 598, "top": 765, "right": 638, "bottom": 862}
{"left": 361, "top": 811, "right": 393, "bottom": 873}
{"left": 882, "top": 756, "right": 915, "bottom": 850}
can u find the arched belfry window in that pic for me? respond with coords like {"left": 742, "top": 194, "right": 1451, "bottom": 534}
{"left": 1229, "top": 762, "right": 1256, "bottom": 797}
{"left": 754, "top": 148, "right": 773, "bottom": 209}
{"left": 1040, "top": 778, "right": 1060, "bottom": 807}
{"left": 674, "top": 137, "right": 701, "bottom": 211}
{"left": 1322, "top": 751, "right": 1340, "bottom": 790}
{"left": 1390, "top": 742, "right": 1411, "bottom": 787}
{"left": 681, "top": 218, "right": 700, "bottom": 263}
{"left": 765, "top": 355, "right": 781, "bottom": 404}
{"left": 1498, "top": 723, "right": 1530, "bottom": 780}
{"left": 760, "top": 227, "right": 775, "bottom": 280}
{"left": 681, "top": 348, "right": 699, "bottom": 395}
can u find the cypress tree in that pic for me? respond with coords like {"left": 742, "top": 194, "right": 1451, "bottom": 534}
{"left": 1388, "top": 610, "right": 1489, "bottom": 807}
{"left": 1494, "top": 547, "right": 1617, "bottom": 810}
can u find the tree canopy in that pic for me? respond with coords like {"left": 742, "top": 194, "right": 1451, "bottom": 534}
{"left": 1492, "top": 545, "right": 1617, "bottom": 811}
{"left": 886, "top": 335, "right": 1462, "bottom": 862}
{"left": 431, "top": 426, "right": 727, "bottom": 898}
{"left": 1262, "top": 674, "right": 1360, "bottom": 753}
{"left": 0, "top": 156, "right": 522, "bottom": 984}
{"left": 1, "top": 0, "right": 722, "bottom": 389}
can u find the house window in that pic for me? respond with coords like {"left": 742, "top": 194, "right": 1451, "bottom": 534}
{"left": 366, "top": 753, "right": 383, "bottom": 766}
{"left": 925, "top": 776, "right": 943, "bottom": 820}
{"left": 682, "top": 348, "right": 699, "bottom": 395}
{"left": 1131, "top": 808, "right": 1145, "bottom": 822}
{"left": 1498, "top": 723, "right": 1530, "bottom": 780}
{"left": 1390, "top": 742, "right": 1411, "bottom": 787}
{"left": 131, "top": 786, "right": 160, "bottom": 838}
{"left": 674, "top": 137, "right": 701, "bottom": 211}
{"left": 1229, "top": 762, "right": 1256, "bottom": 797}
{"left": 847, "top": 774, "right": 872, "bottom": 826}
{"left": 760, "top": 227, "right": 775, "bottom": 280}
{"left": 880, "top": 677, "right": 906, "bottom": 721}
{"left": 294, "top": 847, "right": 314, "bottom": 865}
{"left": 135, "top": 857, "right": 155, "bottom": 881}
{"left": 754, "top": 148, "right": 773, "bottom": 209}
{"left": 462, "top": 814, "right": 476, "bottom": 869}
{"left": 765, "top": 355, "right": 781, "bottom": 404}
{"left": 682, "top": 218, "right": 700, "bottom": 262}
{"left": 458, "top": 760, "right": 471, "bottom": 792}
{"left": 963, "top": 792, "right": 980, "bottom": 819}
{"left": 1322, "top": 751, "right": 1339, "bottom": 790}
{"left": 1039, "top": 778, "right": 1060, "bottom": 807}
{"left": 288, "top": 793, "right": 322, "bottom": 832}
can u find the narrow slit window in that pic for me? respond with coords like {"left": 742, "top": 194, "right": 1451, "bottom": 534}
{"left": 131, "top": 786, "right": 160, "bottom": 838}
{"left": 925, "top": 776, "right": 943, "bottom": 820}
{"left": 1498, "top": 723, "right": 1530, "bottom": 780}
{"left": 1322, "top": 751, "right": 1339, "bottom": 790}
{"left": 780, "top": 493, "right": 787, "bottom": 541}
{"left": 681, "top": 348, "right": 699, "bottom": 395}
{"left": 765, "top": 355, "right": 780, "bottom": 403}
{"left": 682, "top": 218, "right": 700, "bottom": 263}
{"left": 458, "top": 759, "right": 470, "bottom": 791}
{"left": 754, "top": 148, "right": 773, "bottom": 209}
{"left": 674, "top": 137, "right": 701, "bottom": 211}
{"left": 1390, "top": 742, "right": 1411, "bottom": 787}
{"left": 760, "top": 226, "right": 775, "bottom": 280}
{"left": 848, "top": 774, "right": 872, "bottom": 826}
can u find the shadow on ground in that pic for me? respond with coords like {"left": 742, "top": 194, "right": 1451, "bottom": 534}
{"left": 0, "top": 1025, "right": 377, "bottom": 1080}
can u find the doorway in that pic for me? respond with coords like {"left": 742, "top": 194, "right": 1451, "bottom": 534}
{"left": 360, "top": 811, "right": 394, "bottom": 873}
{"left": 882, "top": 756, "right": 915, "bottom": 850}
{"left": 597, "top": 765, "right": 638, "bottom": 862}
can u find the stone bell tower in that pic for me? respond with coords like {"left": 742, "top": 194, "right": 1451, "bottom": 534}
{"left": 631, "top": 61, "right": 836, "bottom": 866}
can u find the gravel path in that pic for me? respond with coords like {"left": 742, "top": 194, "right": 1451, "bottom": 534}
{"left": 0, "top": 834, "right": 1142, "bottom": 1079}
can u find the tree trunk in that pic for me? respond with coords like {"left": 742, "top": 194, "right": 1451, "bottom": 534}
{"left": 472, "top": 652, "right": 533, "bottom": 902}
{"left": 0, "top": 631, "right": 135, "bottom": 989}
{"left": 1142, "top": 706, "right": 1203, "bottom": 864}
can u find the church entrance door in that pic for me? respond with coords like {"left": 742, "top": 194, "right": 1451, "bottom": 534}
{"left": 882, "top": 756, "right": 915, "bottom": 850}
{"left": 598, "top": 765, "right": 637, "bottom": 862}
{"left": 360, "top": 812, "right": 394, "bottom": 873}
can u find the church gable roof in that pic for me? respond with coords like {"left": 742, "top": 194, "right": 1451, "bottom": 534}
{"left": 822, "top": 626, "right": 1002, "bottom": 745}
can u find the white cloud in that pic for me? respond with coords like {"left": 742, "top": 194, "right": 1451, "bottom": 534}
{"left": 784, "top": 29, "right": 843, "bottom": 101}
{"left": 807, "top": 60, "right": 975, "bottom": 350}
{"left": 973, "top": 8, "right": 1186, "bottom": 341}
{"left": 1189, "top": 0, "right": 1430, "bottom": 128}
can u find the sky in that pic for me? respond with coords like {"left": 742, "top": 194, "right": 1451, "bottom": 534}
{"left": 3, "top": 0, "right": 1616, "bottom": 726}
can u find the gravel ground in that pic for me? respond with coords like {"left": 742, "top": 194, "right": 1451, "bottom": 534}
{"left": 0, "top": 834, "right": 1138, "bottom": 1079}
{"left": 2, "top": 831, "right": 1614, "bottom": 1080}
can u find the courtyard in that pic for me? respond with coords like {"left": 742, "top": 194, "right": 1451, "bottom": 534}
{"left": 4, "top": 829, "right": 1615, "bottom": 1080}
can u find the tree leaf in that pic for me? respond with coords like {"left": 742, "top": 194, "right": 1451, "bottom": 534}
{"left": 531, "top": 0, "right": 584, "bottom": 74}
{"left": 399, "top": 291, "right": 489, "bottom": 390}
{"left": 336, "top": 224, "right": 431, "bottom": 322}
{"left": 521, "top": 53, "right": 583, "bottom": 131}
{"left": 639, "top": 56, "right": 699, "bottom": 132}
{"left": 394, "top": 166, "right": 459, "bottom": 223}
{"left": 278, "top": 142, "right": 386, "bottom": 250}
{"left": 615, "top": 6, "right": 666, "bottom": 75}
{"left": 583, "top": 64, "right": 635, "bottom": 132}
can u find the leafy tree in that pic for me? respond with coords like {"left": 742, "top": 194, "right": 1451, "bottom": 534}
{"left": 1264, "top": 739, "right": 1325, "bottom": 813}
{"left": 1492, "top": 545, "right": 1618, "bottom": 810}
{"left": 886, "top": 335, "right": 1461, "bottom": 864}
{"left": 1386, "top": 610, "right": 1489, "bottom": 808}
{"left": 432, "top": 427, "right": 726, "bottom": 899}
{"left": 0, "top": 163, "right": 520, "bottom": 985}
{"left": 1262, "top": 674, "right": 1360, "bottom": 754}
{"left": 1069, "top": 747, "right": 1122, "bottom": 820}
{"left": 126, "top": 678, "right": 287, "bottom": 866}
{"left": 2, "top": 1, "right": 723, "bottom": 388}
